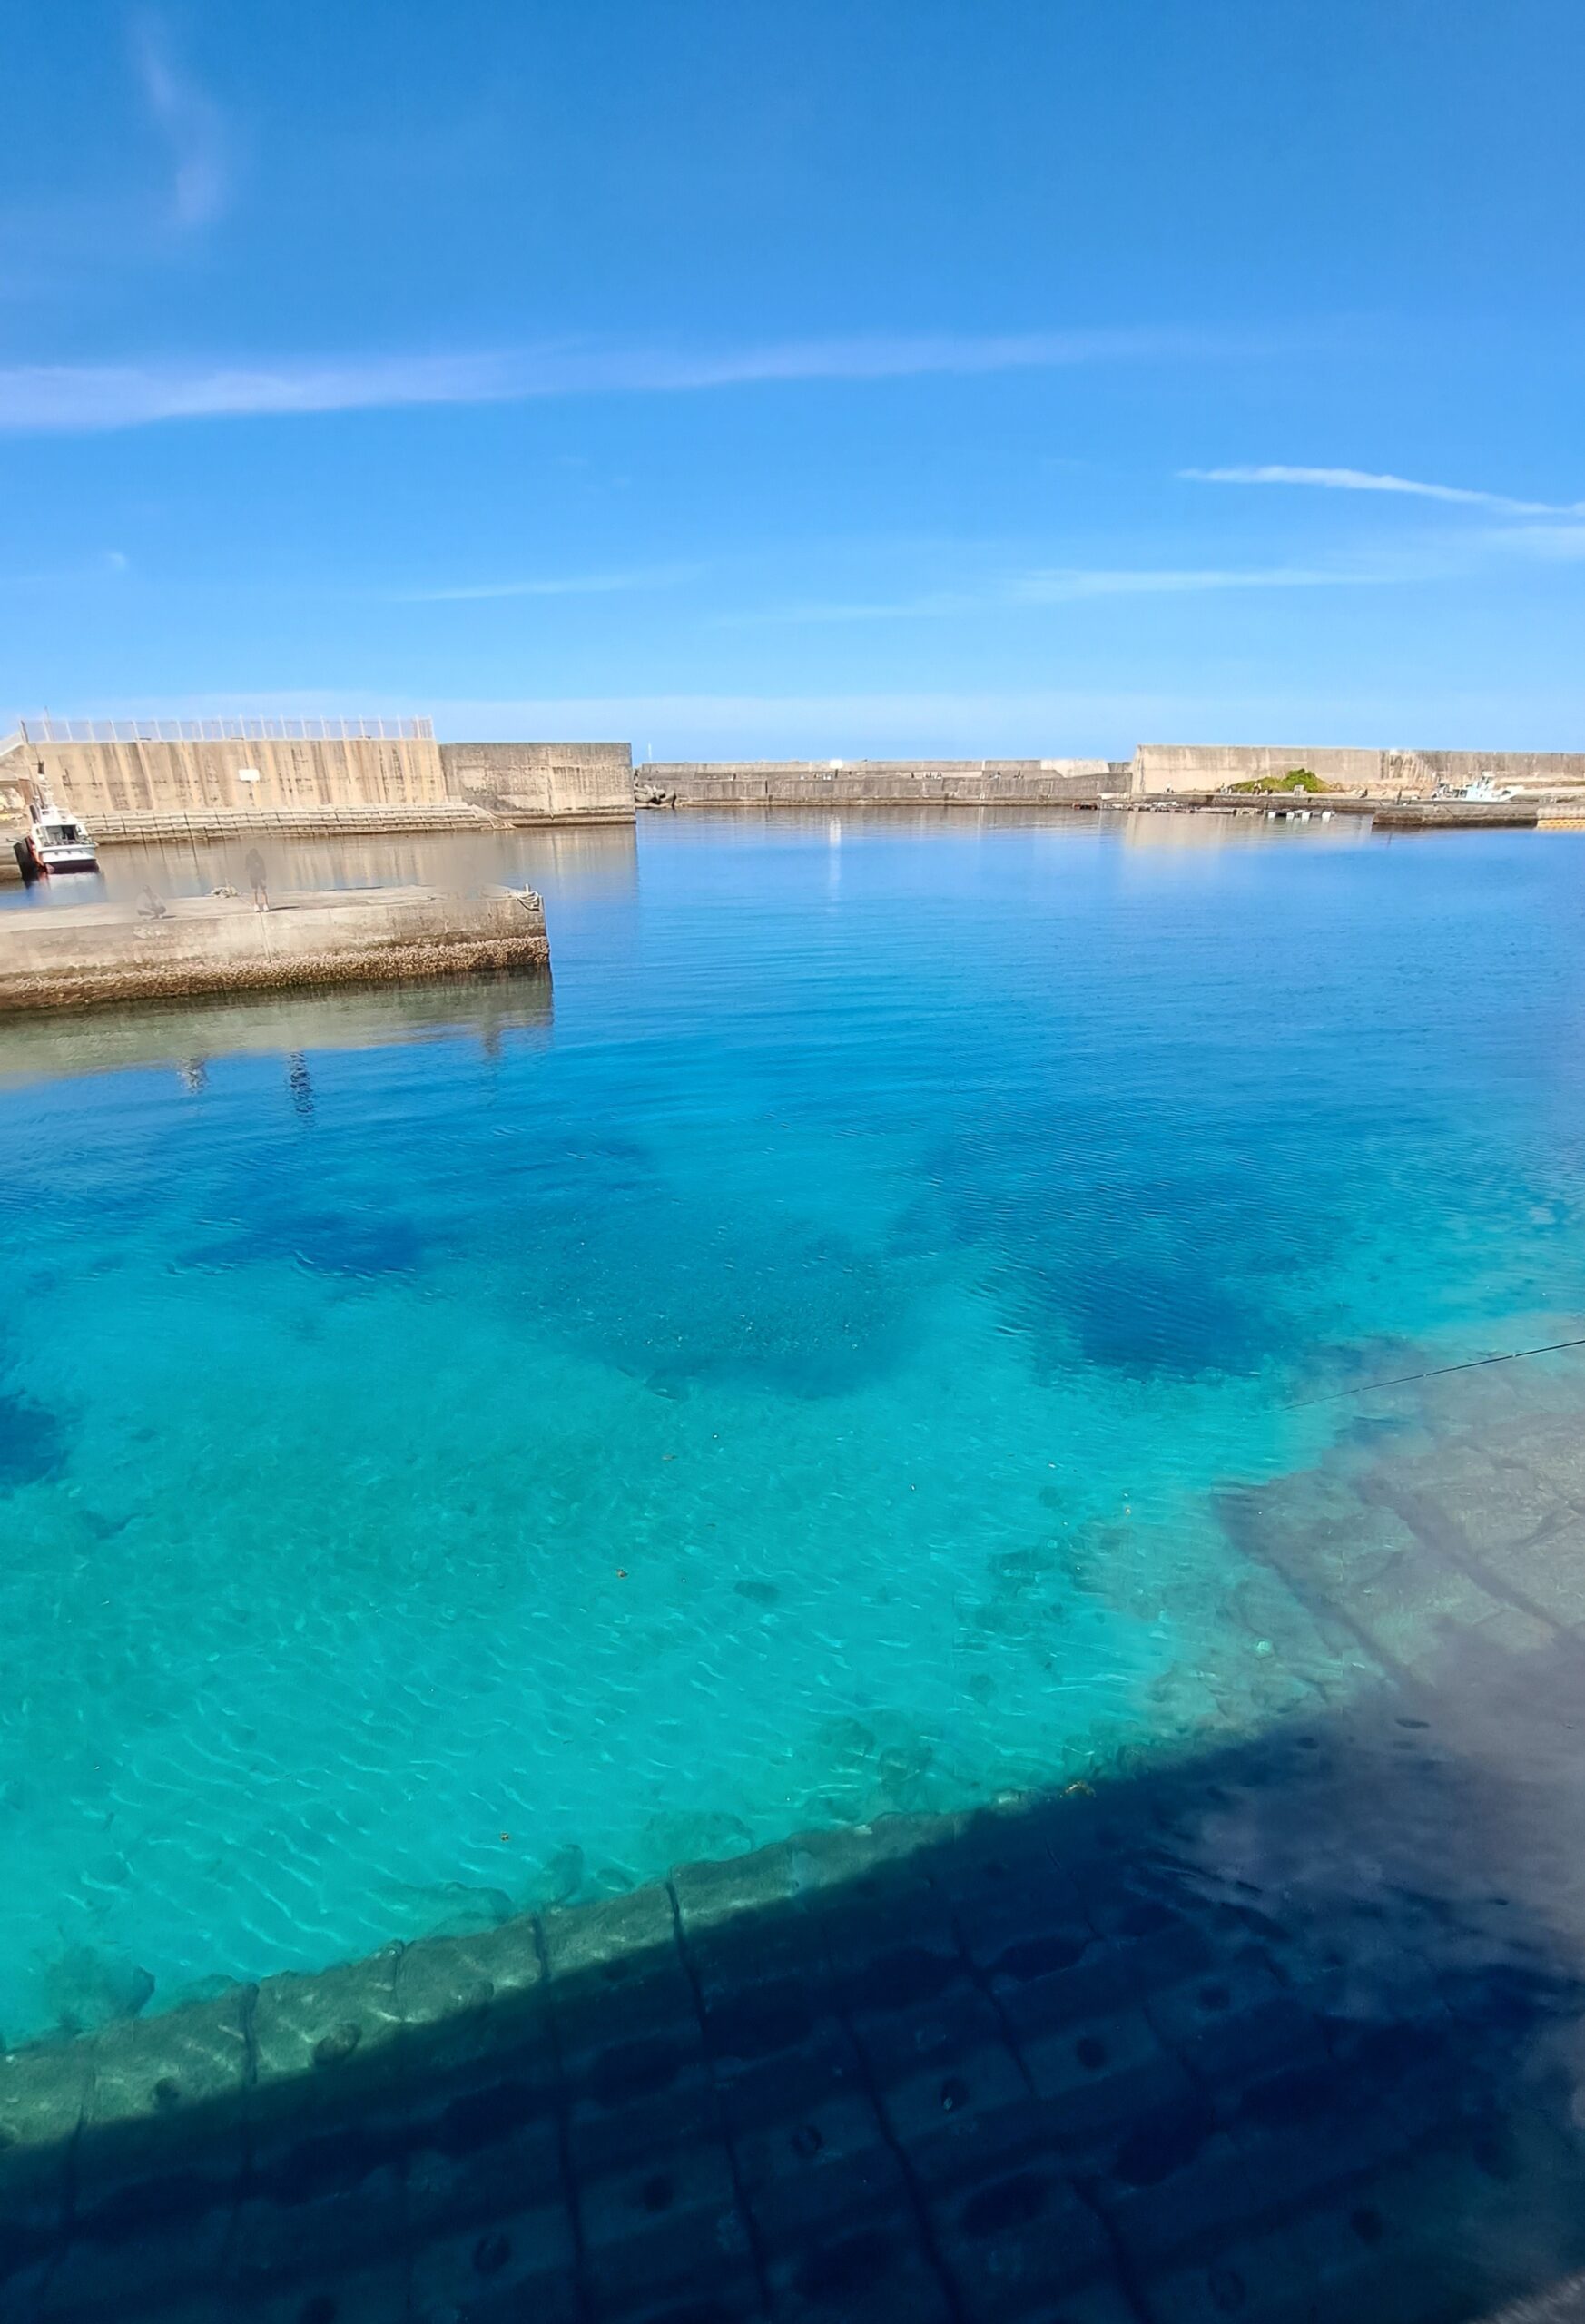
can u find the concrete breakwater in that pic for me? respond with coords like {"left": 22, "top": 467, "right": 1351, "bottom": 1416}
{"left": 0, "top": 885, "right": 549, "bottom": 1014}
{"left": 638, "top": 758, "right": 1129, "bottom": 810}
{"left": 639, "top": 746, "right": 1585, "bottom": 812}
{"left": 5, "top": 1683, "right": 1585, "bottom": 2324}
{"left": 0, "top": 720, "right": 635, "bottom": 833}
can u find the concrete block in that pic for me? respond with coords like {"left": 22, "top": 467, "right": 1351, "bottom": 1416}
{"left": 1383, "top": 1452, "right": 1562, "bottom": 1559}
{"left": 689, "top": 1911, "right": 824, "bottom": 2008}
{"left": 994, "top": 1913, "right": 1215, "bottom": 2043}
{"left": 787, "top": 1814, "right": 948, "bottom": 1906}
{"left": 1021, "top": 2006, "right": 1192, "bottom": 2145}
{"left": 930, "top": 2158, "right": 1111, "bottom": 2322}
{"left": 0, "top": 2041, "right": 92, "bottom": 2299}
{"left": 711, "top": 2021, "right": 863, "bottom": 2139}
{"left": 0, "top": 2040, "right": 92, "bottom": 2178}
{"left": 409, "top": 2202, "right": 578, "bottom": 2324}
{"left": 833, "top": 1936, "right": 970, "bottom": 2034}
{"left": 0, "top": 2054, "right": 88, "bottom": 2287}
{"left": 549, "top": 1890, "right": 702, "bottom": 2069}
{"left": 74, "top": 1990, "right": 252, "bottom": 2210}
{"left": 701, "top": 1972, "right": 825, "bottom": 2075}
{"left": 244, "top": 2259, "right": 412, "bottom": 2324}
{"left": 735, "top": 2088, "right": 903, "bottom": 2252}
{"left": 230, "top": 2153, "right": 407, "bottom": 2290}
{"left": 596, "top": 2260, "right": 763, "bottom": 2323}
{"left": 954, "top": 1874, "right": 1090, "bottom": 1974}
{"left": 1480, "top": 1523, "right": 1585, "bottom": 1627}
{"left": 878, "top": 2039, "right": 1038, "bottom": 2188}
{"left": 580, "top": 2138, "right": 753, "bottom": 2310}
{"left": 673, "top": 1843, "right": 803, "bottom": 1938}
{"left": 35, "top": 2194, "right": 236, "bottom": 2318}
{"left": 397, "top": 1915, "right": 545, "bottom": 2058}
{"left": 764, "top": 2206, "right": 954, "bottom": 2324}
{"left": 543, "top": 1886, "right": 680, "bottom": 1985}
{"left": 1097, "top": 2081, "right": 1417, "bottom": 2273}
{"left": 1139, "top": 2193, "right": 1461, "bottom": 2324}
{"left": 249, "top": 1946, "right": 405, "bottom": 2125}
{"left": 405, "top": 2108, "right": 564, "bottom": 2237}
{"left": 1140, "top": 2222, "right": 1322, "bottom": 2324}
{"left": 1147, "top": 1967, "right": 1326, "bottom": 2091}
{"left": 569, "top": 2065, "right": 721, "bottom": 2180}
{"left": 1144, "top": 1955, "right": 1283, "bottom": 2049}
{"left": 843, "top": 1978, "right": 1006, "bottom": 2086}
{"left": 1502, "top": 1423, "right": 1585, "bottom": 1503}
{"left": 999, "top": 2283, "right": 1137, "bottom": 2324}
{"left": 0, "top": 2250, "right": 53, "bottom": 2324}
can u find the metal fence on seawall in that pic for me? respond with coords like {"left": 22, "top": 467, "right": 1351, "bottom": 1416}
{"left": 14, "top": 716, "right": 436, "bottom": 745}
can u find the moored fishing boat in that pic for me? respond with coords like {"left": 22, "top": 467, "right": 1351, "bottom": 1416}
{"left": 15, "top": 796, "right": 98, "bottom": 881}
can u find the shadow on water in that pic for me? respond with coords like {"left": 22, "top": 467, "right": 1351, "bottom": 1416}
{"left": 9, "top": 1618, "right": 1585, "bottom": 2324}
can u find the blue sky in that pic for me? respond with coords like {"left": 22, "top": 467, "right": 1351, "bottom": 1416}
{"left": 4, "top": 0, "right": 1584, "bottom": 754}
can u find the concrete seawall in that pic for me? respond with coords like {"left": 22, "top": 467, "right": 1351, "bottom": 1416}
{"left": 1, "top": 722, "right": 635, "bottom": 833}
{"left": 1133, "top": 743, "right": 1585, "bottom": 798}
{"left": 639, "top": 747, "right": 1585, "bottom": 811}
{"left": 0, "top": 886, "right": 549, "bottom": 1014}
{"left": 638, "top": 758, "right": 1129, "bottom": 809}
{"left": 441, "top": 739, "right": 635, "bottom": 822}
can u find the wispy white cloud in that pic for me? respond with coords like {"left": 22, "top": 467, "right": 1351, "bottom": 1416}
{"left": 393, "top": 564, "right": 699, "bottom": 604}
{"left": 726, "top": 553, "right": 1429, "bottom": 625}
{"left": 1011, "top": 561, "right": 1405, "bottom": 601}
{"left": 0, "top": 325, "right": 1246, "bottom": 434}
{"left": 0, "top": 548, "right": 129, "bottom": 589}
{"left": 1183, "top": 463, "right": 1583, "bottom": 517}
{"left": 1486, "top": 522, "right": 1585, "bottom": 561}
{"left": 132, "top": 13, "right": 231, "bottom": 231}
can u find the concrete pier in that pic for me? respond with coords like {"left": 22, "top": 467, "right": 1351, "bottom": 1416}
{"left": 0, "top": 884, "right": 549, "bottom": 1014}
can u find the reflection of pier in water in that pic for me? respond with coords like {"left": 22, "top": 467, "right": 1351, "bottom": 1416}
{"left": 82, "top": 820, "right": 641, "bottom": 914}
{"left": 0, "top": 971, "right": 554, "bottom": 1089}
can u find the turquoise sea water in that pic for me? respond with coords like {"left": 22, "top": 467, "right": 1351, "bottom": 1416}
{"left": 4, "top": 813, "right": 1585, "bottom": 2045}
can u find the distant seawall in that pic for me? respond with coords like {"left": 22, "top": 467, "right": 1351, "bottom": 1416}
{"left": 638, "top": 758, "right": 1132, "bottom": 809}
{"left": 1131, "top": 744, "right": 1585, "bottom": 798}
{"left": 0, "top": 721, "right": 635, "bottom": 833}
{"left": 9, "top": 720, "right": 1585, "bottom": 831}
{"left": 640, "top": 746, "right": 1585, "bottom": 810}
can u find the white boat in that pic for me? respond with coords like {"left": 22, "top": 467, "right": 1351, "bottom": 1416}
{"left": 17, "top": 797, "right": 99, "bottom": 879}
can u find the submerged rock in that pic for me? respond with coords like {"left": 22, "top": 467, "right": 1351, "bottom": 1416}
{"left": 43, "top": 1945, "right": 155, "bottom": 2037}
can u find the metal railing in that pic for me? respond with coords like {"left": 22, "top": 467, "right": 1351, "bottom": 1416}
{"left": 15, "top": 715, "right": 436, "bottom": 745}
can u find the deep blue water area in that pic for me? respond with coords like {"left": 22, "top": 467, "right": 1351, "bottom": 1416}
{"left": 4, "top": 812, "right": 1585, "bottom": 2043}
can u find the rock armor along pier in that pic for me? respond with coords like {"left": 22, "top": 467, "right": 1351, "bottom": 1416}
{"left": 0, "top": 884, "right": 549, "bottom": 1014}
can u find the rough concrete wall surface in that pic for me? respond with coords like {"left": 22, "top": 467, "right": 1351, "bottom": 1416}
{"left": 1384, "top": 749, "right": 1585, "bottom": 791}
{"left": 1132, "top": 744, "right": 1393, "bottom": 795}
{"left": 1134, "top": 745, "right": 1585, "bottom": 797}
{"left": 90, "top": 802, "right": 491, "bottom": 843}
{"left": 440, "top": 741, "right": 635, "bottom": 821}
{"left": 0, "top": 885, "right": 549, "bottom": 1011}
{"left": 640, "top": 759, "right": 1122, "bottom": 807}
{"left": 25, "top": 734, "right": 449, "bottom": 819}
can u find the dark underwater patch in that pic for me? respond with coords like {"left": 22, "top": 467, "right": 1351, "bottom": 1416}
{"left": 0, "top": 1385, "right": 69, "bottom": 1491}
{"left": 922, "top": 1101, "right": 1324, "bottom": 1383}
{"left": 509, "top": 1189, "right": 915, "bottom": 1398}
{"left": 184, "top": 1205, "right": 425, "bottom": 1281}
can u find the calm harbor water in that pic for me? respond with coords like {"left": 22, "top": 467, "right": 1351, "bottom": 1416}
{"left": 4, "top": 812, "right": 1585, "bottom": 2045}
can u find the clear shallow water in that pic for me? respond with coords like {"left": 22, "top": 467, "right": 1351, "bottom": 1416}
{"left": 4, "top": 812, "right": 1585, "bottom": 2043}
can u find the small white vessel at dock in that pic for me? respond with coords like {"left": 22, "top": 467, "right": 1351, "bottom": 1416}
{"left": 16, "top": 798, "right": 98, "bottom": 880}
